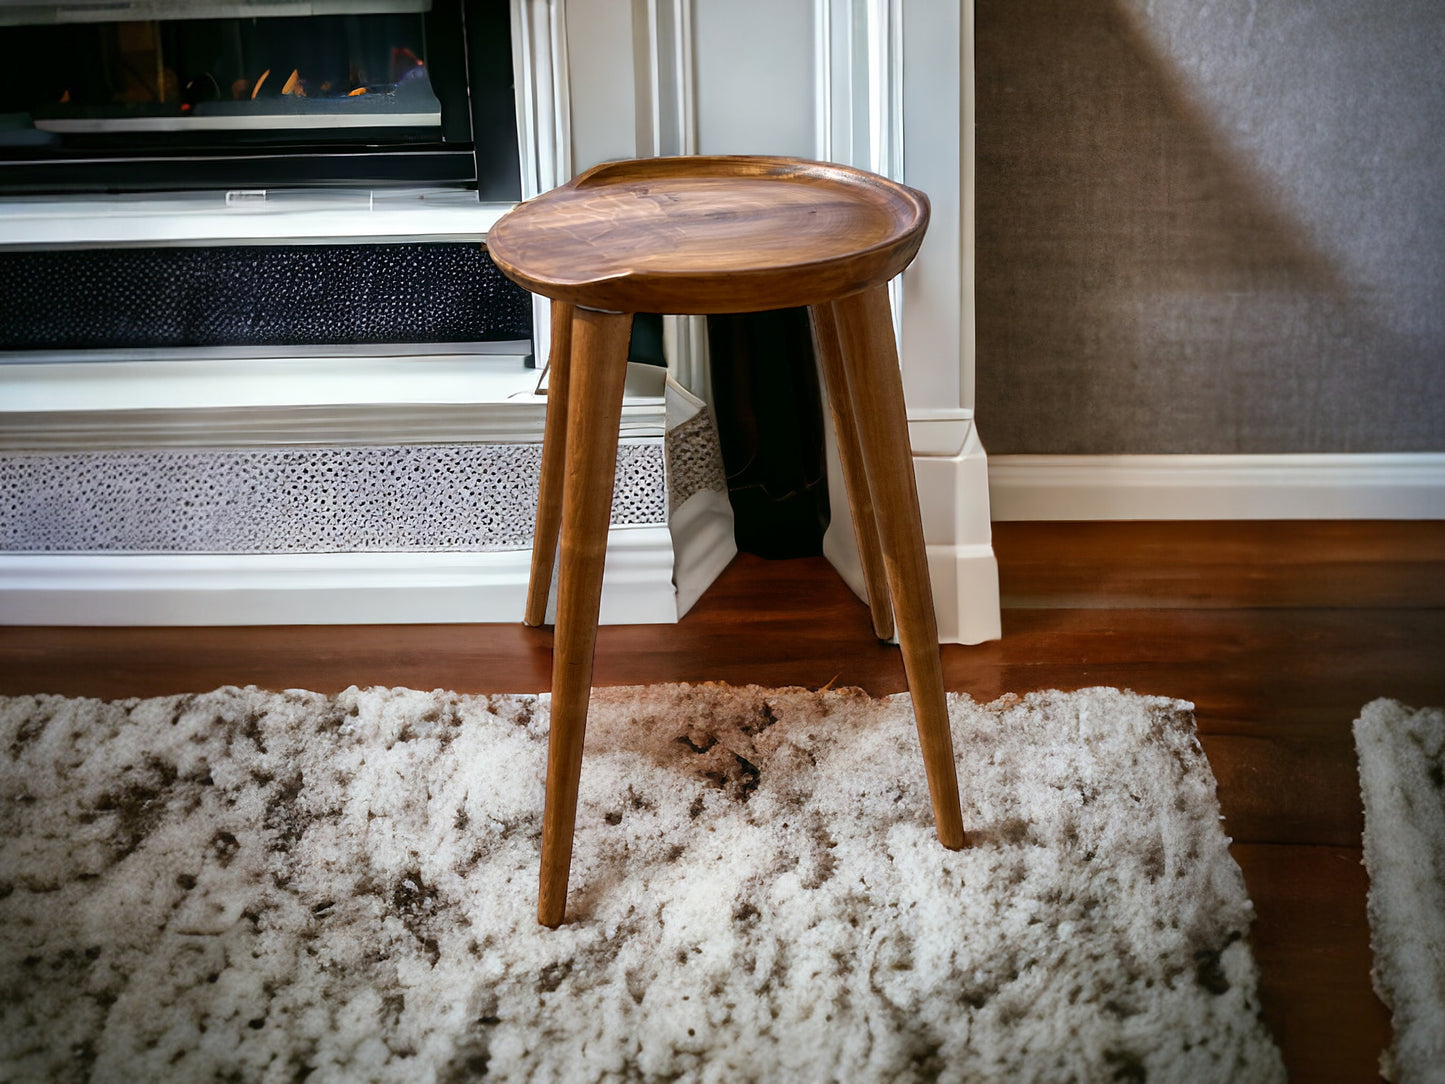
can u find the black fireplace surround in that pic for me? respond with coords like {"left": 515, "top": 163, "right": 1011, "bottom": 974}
{"left": 0, "top": 0, "right": 520, "bottom": 200}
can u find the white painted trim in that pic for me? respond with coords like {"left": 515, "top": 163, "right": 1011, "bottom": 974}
{"left": 813, "top": 0, "right": 834, "bottom": 162}
{"left": 638, "top": 0, "right": 698, "bottom": 158}
{"left": 667, "top": 487, "right": 736, "bottom": 619}
{"left": 510, "top": 0, "right": 573, "bottom": 371}
{"left": 813, "top": 0, "right": 969, "bottom": 408}
{"left": 865, "top": 0, "right": 904, "bottom": 182}
{"left": 815, "top": 0, "right": 874, "bottom": 172}
{"left": 989, "top": 454, "right": 1445, "bottom": 520}
{"left": 633, "top": 0, "right": 708, "bottom": 399}
{"left": 907, "top": 407, "right": 975, "bottom": 457}
{"left": 823, "top": 414, "right": 999, "bottom": 644}
{"left": 871, "top": 0, "right": 905, "bottom": 341}
{"left": 0, "top": 363, "right": 669, "bottom": 450}
{"left": 0, "top": 398, "right": 684, "bottom": 451}
{"left": 661, "top": 0, "right": 709, "bottom": 400}
{"left": 0, "top": 526, "right": 678, "bottom": 627}
{"left": 511, "top": 0, "right": 573, "bottom": 201}
{"left": 814, "top": 0, "right": 997, "bottom": 641}
{"left": 0, "top": 189, "right": 511, "bottom": 249}
{"left": 661, "top": 315, "right": 711, "bottom": 403}
{"left": 0, "top": 352, "right": 538, "bottom": 416}
{"left": 927, "top": 543, "right": 1001, "bottom": 646}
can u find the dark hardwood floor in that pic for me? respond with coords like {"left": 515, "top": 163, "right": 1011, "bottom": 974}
{"left": 3, "top": 520, "right": 1442, "bottom": 1082}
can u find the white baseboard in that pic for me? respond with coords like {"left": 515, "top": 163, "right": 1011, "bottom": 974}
{"left": 822, "top": 411, "right": 1002, "bottom": 645}
{"left": 926, "top": 543, "right": 1002, "bottom": 645}
{"left": 988, "top": 454, "right": 1445, "bottom": 520}
{"left": 668, "top": 490, "right": 738, "bottom": 620}
{"left": 0, "top": 526, "right": 678, "bottom": 627}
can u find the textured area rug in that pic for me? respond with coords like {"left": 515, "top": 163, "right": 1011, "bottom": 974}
{"left": 1355, "top": 698, "right": 1445, "bottom": 1083}
{"left": 1, "top": 684, "right": 1283, "bottom": 1083}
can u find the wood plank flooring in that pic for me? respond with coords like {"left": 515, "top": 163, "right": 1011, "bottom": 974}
{"left": 2, "top": 520, "right": 1442, "bottom": 1082}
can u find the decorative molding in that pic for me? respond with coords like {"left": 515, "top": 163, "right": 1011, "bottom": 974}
{"left": 511, "top": 0, "right": 573, "bottom": 201}
{"left": 0, "top": 527, "right": 680, "bottom": 627}
{"left": 906, "top": 407, "right": 977, "bottom": 457}
{"left": 988, "top": 454, "right": 1445, "bottom": 521}
{"left": 0, "top": 402, "right": 544, "bottom": 452}
{"left": 815, "top": 0, "right": 894, "bottom": 175}
{"left": 0, "top": 348, "right": 535, "bottom": 417}
{"left": 812, "top": 1, "right": 997, "bottom": 641}
{"left": 510, "top": 0, "right": 573, "bottom": 371}
{"left": 813, "top": 0, "right": 832, "bottom": 161}
{"left": 0, "top": 400, "right": 681, "bottom": 452}
{"left": 823, "top": 412, "right": 998, "bottom": 644}
{"left": 926, "top": 543, "right": 1001, "bottom": 646}
{"left": 0, "top": 370, "right": 736, "bottom": 626}
{"left": 662, "top": 315, "right": 711, "bottom": 402}
{"left": 866, "top": 0, "right": 905, "bottom": 185}
{"left": 815, "top": 0, "right": 905, "bottom": 335}
{"left": 0, "top": 360, "right": 669, "bottom": 450}
{"left": 636, "top": 0, "right": 698, "bottom": 158}
{"left": 814, "top": 0, "right": 970, "bottom": 409}
{"left": 631, "top": 0, "right": 709, "bottom": 399}
{"left": 915, "top": 421, "right": 998, "bottom": 644}
{"left": 668, "top": 488, "right": 736, "bottom": 619}
{"left": 0, "top": 189, "right": 511, "bottom": 251}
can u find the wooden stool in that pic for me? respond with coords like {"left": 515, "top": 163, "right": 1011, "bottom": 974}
{"left": 487, "top": 156, "right": 965, "bottom": 927}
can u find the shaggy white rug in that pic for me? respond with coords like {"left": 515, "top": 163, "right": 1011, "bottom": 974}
{"left": 0, "top": 684, "right": 1283, "bottom": 1083}
{"left": 1355, "top": 698, "right": 1445, "bottom": 1084}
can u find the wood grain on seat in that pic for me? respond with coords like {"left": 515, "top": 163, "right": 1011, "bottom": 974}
{"left": 485, "top": 156, "right": 929, "bottom": 314}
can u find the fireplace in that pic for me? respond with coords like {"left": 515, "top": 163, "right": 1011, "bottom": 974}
{"left": 0, "top": 0, "right": 520, "bottom": 198}
{"left": 0, "top": 0, "right": 999, "bottom": 643}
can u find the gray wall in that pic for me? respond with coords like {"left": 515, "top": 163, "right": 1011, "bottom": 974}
{"left": 974, "top": 0, "right": 1445, "bottom": 454}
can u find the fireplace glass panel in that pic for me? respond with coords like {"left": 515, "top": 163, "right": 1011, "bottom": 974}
{"left": 0, "top": 0, "right": 518, "bottom": 196}
{"left": 4, "top": 7, "right": 440, "bottom": 141}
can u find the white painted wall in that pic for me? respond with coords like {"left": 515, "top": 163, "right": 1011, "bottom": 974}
{"left": 561, "top": 0, "right": 639, "bottom": 170}
{"left": 692, "top": 0, "right": 817, "bottom": 157}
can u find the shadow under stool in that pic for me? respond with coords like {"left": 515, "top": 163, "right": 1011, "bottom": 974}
{"left": 486, "top": 155, "right": 965, "bottom": 927}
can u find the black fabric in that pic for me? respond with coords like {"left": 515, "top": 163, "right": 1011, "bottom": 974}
{"left": 0, "top": 242, "right": 532, "bottom": 350}
{"left": 628, "top": 313, "right": 666, "bottom": 368}
{"left": 707, "top": 307, "right": 830, "bottom": 559}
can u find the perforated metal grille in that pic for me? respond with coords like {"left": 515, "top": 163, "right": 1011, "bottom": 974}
{"left": 0, "top": 243, "right": 532, "bottom": 350}
{"left": 665, "top": 408, "right": 728, "bottom": 512}
{"left": 0, "top": 443, "right": 665, "bottom": 553}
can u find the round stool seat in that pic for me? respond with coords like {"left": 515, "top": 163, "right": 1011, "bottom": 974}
{"left": 485, "top": 155, "right": 929, "bottom": 314}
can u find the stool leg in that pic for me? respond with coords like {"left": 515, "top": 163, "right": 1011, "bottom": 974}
{"left": 525, "top": 300, "right": 575, "bottom": 627}
{"left": 832, "top": 286, "right": 966, "bottom": 850}
{"left": 809, "top": 303, "right": 894, "bottom": 642}
{"left": 538, "top": 307, "right": 634, "bottom": 927}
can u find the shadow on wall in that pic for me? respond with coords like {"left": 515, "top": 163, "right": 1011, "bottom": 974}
{"left": 974, "top": 0, "right": 1445, "bottom": 455}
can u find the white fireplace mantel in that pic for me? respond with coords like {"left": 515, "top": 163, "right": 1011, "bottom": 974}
{"left": 0, "top": 0, "right": 999, "bottom": 643}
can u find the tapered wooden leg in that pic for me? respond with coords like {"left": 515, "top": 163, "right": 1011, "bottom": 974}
{"left": 832, "top": 286, "right": 965, "bottom": 850}
{"left": 525, "top": 300, "right": 575, "bottom": 627}
{"left": 538, "top": 307, "right": 634, "bottom": 927}
{"left": 809, "top": 303, "right": 894, "bottom": 642}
